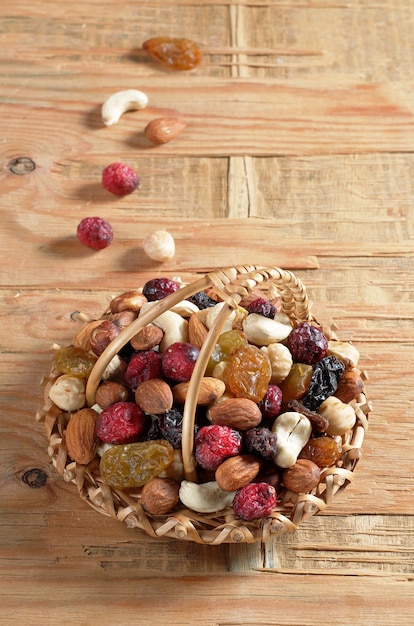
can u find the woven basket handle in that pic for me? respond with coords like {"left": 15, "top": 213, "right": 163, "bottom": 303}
{"left": 85, "top": 266, "right": 311, "bottom": 480}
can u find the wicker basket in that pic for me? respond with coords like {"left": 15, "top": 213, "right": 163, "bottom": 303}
{"left": 39, "top": 266, "right": 370, "bottom": 544}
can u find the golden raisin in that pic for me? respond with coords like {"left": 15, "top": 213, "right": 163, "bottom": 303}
{"left": 142, "top": 37, "right": 202, "bottom": 71}
{"left": 53, "top": 345, "right": 96, "bottom": 378}
{"left": 279, "top": 363, "right": 313, "bottom": 404}
{"left": 299, "top": 436, "right": 342, "bottom": 468}
{"left": 227, "top": 344, "right": 272, "bottom": 403}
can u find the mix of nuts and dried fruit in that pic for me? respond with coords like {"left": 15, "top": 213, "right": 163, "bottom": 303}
{"left": 47, "top": 277, "right": 365, "bottom": 524}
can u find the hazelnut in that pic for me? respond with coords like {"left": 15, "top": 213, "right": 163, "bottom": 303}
{"left": 335, "top": 369, "right": 365, "bottom": 403}
{"left": 95, "top": 381, "right": 129, "bottom": 409}
{"left": 109, "top": 290, "right": 147, "bottom": 314}
{"left": 282, "top": 459, "right": 321, "bottom": 494}
{"left": 130, "top": 324, "right": 164, "bottom": 351}
{"left": 141, "top": 478, "right": 180, "bottom": 515}
{"left": 90, "top": 320, "right": 120, "bottom": 355}
{"left": 143, "top": 229, "right": 175, "bottom": 262}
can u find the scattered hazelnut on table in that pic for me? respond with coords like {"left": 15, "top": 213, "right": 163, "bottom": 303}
{"left": 143, "top": 229, "right": 175, "bottom": 262}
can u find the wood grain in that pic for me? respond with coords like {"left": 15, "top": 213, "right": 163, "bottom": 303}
{"left": 1, "top": 0, "right": 414, "bottom": 623}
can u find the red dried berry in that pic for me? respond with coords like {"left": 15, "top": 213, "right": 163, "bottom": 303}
{"left": 77, "top": 217, "right": 113, "bottom": 251}
{"left": 142, "top": 278, "right": 180, "bottom": 301}
{"left": 233, "top": 482, "right": 277, "bottom": 521}
{"left": 195, "top": 425, "right": 242, "bottom": 471}
{"left": 95, "top": 401, "right": 148, "bottom": 444}
{"left": 287, "top": 322, "right": 328, "bottom": 365}
{"left": 124, "top": 350, "right": 163, "bottom": 391}
{"left": 247, "top": 298, "right": 276, "bottom": 319}
{"left": 102, "top": 162, "right": 139, "bottom": 196}
{"left": 258, "top": 384, "right": 283, "bottom": 421}
{"left": 162, "top": 342, "right": 199, "bottom": 382}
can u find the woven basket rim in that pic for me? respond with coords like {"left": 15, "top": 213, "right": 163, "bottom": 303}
{"left": 39, "top": 265, "right": 371, "bottom": 545}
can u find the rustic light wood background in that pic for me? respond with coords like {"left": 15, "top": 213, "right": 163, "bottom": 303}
{"left": 1, "top": 0, "right": 413, "bottom": 624}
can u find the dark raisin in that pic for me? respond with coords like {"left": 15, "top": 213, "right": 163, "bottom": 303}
{"left": 187, "top": 291, "right": 217, "bottom": 309}
{"left": 158, "top": 408, "right": 185, "bottom": 449}
{"left": 302, "top": 356, "right": 345, "bottom": 411}
{"left": 244, "top": 427, "right": 277, "bottom": 460}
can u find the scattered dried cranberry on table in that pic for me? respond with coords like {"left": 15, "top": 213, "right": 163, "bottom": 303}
{"left": 101, "top": 162, "right": 139, "bottom": 196}
{"left": 77, "top": 216, "right": 113, "bottom": 250}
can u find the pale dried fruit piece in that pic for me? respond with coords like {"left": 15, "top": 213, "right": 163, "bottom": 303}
{"left": 65, "top": 408, "right": 98, "bottom": 465}
{"left": 172, "top": 377, "right": 226, "bottom": 405}
{"left": 215, "top": 454, "right": 262, "bottom": 492}
{"left": 208, "top": 397, "right": 262, "bottom": 430}
{"left": 144, "top": 117, "right": 186, "bottom": 144}
{"left": 135, "top": 378, "right": 173, "bottom": 414}
{"left": 140, "top": 477, "right": 180, "bottom": 515}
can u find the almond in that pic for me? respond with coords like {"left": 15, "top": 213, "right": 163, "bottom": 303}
{"left": 65, "top": 408, "right": 98, "bottom": 465}
{"left": 144, "top": 117, "right": 186, "bottom": 144}
{"left": 172, "top": 377, "right": 226, "bottom": 405}
{"left": 135, "top": 378, "right": 173, "bottom": 414}
{"left": 215, "top": 455, "right": 262, "bottom": 492}
{"left": 188, "top": 313, "right": 208, "bottom": 349}
{"left": 140, "top": 477, "right": 180, "bottom": 515}
{"left": 208, "top": 397, "right": 262, "bottom": 430}
{"left": 130, "top": 323, "right": 164, "bottom": 351}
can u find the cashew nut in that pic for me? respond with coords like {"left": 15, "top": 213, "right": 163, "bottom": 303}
{"left": 243, "top": 313, "right": 292, "bottom": 346}
{"left": 179, "top": 480, "right": 236, "bottom": 513}
{"left": 48, "top": 375, "right": 86, "bottom": 411}
{"left": 272, "top": 411, "right": 312, "bottom": 468}
{"left": 139, "top": 301, "right": 188, "bottom": 350}
{"left": 317, "top": 396, "right": 356, "bottom": 436}
{"left": 101, "top": 89, "right": 149, "bottom": 126}
{"left": 205, "top": 302, "right": 236, "bottom": 333}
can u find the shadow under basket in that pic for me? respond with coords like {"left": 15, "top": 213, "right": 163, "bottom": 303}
{"left": 39, "top": 266, "right": 371, "bottom": 545}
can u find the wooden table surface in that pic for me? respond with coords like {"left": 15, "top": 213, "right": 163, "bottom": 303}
{"left": 1, "top": 1, "right": 413, "bottom": 624}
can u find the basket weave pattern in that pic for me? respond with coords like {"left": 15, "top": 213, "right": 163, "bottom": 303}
{"left": 39, "top": 266, "right": 370, "bottom": 544}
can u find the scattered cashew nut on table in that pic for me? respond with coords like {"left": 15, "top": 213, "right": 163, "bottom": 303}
{"left": 101, "top": 89, "right": 149, "bottom": 126}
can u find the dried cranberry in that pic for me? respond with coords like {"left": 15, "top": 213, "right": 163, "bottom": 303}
{"left": 77, "top": 217, "right": 113, "bottom": 251}
{"left": 244, "top": 427, "right": 277, "bottom": 460}
{"left": 287, "top": 322, "right": 328, "bottom": 365}
{"left": 258, "top": 384, "right": 282, "bottom": 421}
{"left": 142, "top": 278, "right": 180, "bottom": 301}
{"left": 247, "top": 298, "right": 276, "bottom": 319}
{"left": 124, "top": 350, "right": 163, "bottom": 391}
{"left": 102, "top": 162, "right": 139, "bottom": 196}
{"left": 162, "top": 342, "right": 199, "bottom": 382}
{"left": 302, "top": 356, "right": 345, "bottom": 411}
{"left": 195, "top": 425, "right": 242, "bottom": 471}
{"left": 233, "top": 482, "right": 277, "bottom": 521}
{"left": 95, "top": 401, "right": 148, "bottom": 444}
{"left": 187, "top": 291, "right": 217, "bottom": 309}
